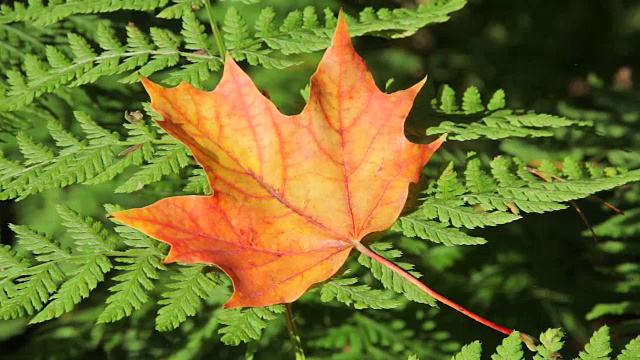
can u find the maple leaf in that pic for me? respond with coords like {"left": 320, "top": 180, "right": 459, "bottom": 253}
{"left": 110, "top": 13, "right": 444, "bottom": 308}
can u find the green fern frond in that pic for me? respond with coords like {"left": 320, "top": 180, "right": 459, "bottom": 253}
{"left": 491, "top": 331, "right": 523, "bottom": 360}
{"left": 358, "top": 242, "right": 435, "bottom": 306}
{"left": 218, "top": 305, "right": 285, "bottom": 346}
{"left": 30, "top": 254, "right": 112, "bottom": 323}
{"left": 0, "top": 22, "right": 47, "bottom": 66}
{"left": 98, "top": 254, "right": 164, "bottom": 323}
{"left": 98, "top": 204, "right": 167, "bottom": 323}
{"left": 310, "top": 311, "right": 427, "bottom": 358}
{"left": 8, "top": 224, "right": 70, "bottom": 262}
{"left": 16, "top": 206, "right": 119, "bottom": 323}
{"left": 155, "top": 264, "right": 223, "bottom": 331}
{"left": 395, "top": 155, "right": 640, "bottom": 248}
{"left": 618, "top": 336, "right": 640, "bottom": 360}
{"left": 1, "top": 2, "right": 467, "bottom": 111}
{"left": 428, "top": 85, "right": 591, "bottom": 141}
{"left": 533, "top": 328, "right": 564, "bottom": 360}
{"left": 16, "top": 132, "right": 54, "bottom": 165}
{"left": 446, "top": 327, "right": 637, "bottom": 359}
{"left": 462, "top": 87, "right": 484, "bottom": 114}
{"left": 392, "top": 217, "right": 487, "bottom": 246}
{"left": 576, "top": 326, "right": 612, "bottom": 360}
{"left": 319, "top": 277, "right": 400, "bottom": 309}
{"left": 451, "top": 341, "right": 482, "bottom": 360}
{"left": 183, "top": 168, "right": 212, "bottom": 194}
{"left": 487, "top": 89, "right": 506, "bottom": 110}
{"left": 157, "top": 0, "right": 202, "bottom": 19}
{"left": 0, "top": 0, "right": 170, "bottom": 26}
{"left": 115, "top": 143, "right": 190, "bottom": 193}
{"left": 0, "top": 19, "right": 218, "bottom": 111}
{"left": 56, "top": 205, "right": 118, "bottom": 252}
{"left": 0, "top": 263, "right": 64, "bottom": 320}
{"left": 587, "top": 301, "right": 640, "bottom": 321}
{"left": 0, "top": 111, "right": 191, "bottom": 200}
{"left": 0, "top": 244, "right": 29, "bottom": 279}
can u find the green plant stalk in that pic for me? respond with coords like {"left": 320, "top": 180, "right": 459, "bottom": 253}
{"left": 284, "top": 303, "right": 306, "bottom": 360}
{"left": 203, "top": 0, "right": 227, "bottom": 59}
{"left": 352, "top": 241, "right": 540, "bottom": 351}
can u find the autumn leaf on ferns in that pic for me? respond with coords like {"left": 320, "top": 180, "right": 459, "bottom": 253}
{"left": 110, "top": 14, "right": 444, "bottom": 308}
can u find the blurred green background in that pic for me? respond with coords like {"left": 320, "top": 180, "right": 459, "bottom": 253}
{"left": 1, "top": 0, "right": 640, "bottom": 358}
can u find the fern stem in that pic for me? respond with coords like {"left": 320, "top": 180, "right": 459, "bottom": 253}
{"left": 284, "top": 303, "right": 306, "bottom": 360}
{"left": 203, "top": 0, "right": 226, "bottom": 59}
{"left": 352, "top": 241, "right": 539, "bottom": 351}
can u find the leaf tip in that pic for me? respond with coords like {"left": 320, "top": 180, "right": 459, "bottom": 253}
{"left": 426, "top": 134, "right": 447, "bottom": 153}
{"left": 332, "top": 9, "right": 351, "bottom": 47}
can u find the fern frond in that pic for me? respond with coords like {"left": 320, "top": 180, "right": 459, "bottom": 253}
{"left": 491, "top": 331, "right": 523, "bottom": 360}
{"left": 0, "top": 0, "right": 170, "bottom": 26}
{"left": 0, "top": 111, "right": 190, "bottom": 200}
{"left": 98, "top": 204, "right": 167, "bottom": 323}
{"left": 618, "top": 336, "right": 640, "bottom": 360}
{"left": 56, "top": 205, "right": 118, "bottom": 252}
{"left": 358, "top": 242, "right": 435, "bottom": 306}
{"left": 115, "top": 143, "right": 190, "bottom": 193}
{"left": 1, "top": 2, "right": 468, "bottom": 111}
{"left": 218, "top": 305, "right": 285, "bottom": 345}
{"left": 396, "top": 155, "right": 640, "bottom": 247}
{"left": 462, "top": 87, "right": 484, "bottom": 114}
{"left": 451, "top": 327, "right": 636, "bottom": 359}
{"left": 183, "top": 168, "right": 212, "bottom": 194}
{"left": 392, "top": 217, "right": 487, "bottom": 246}
{"left": 0, "top": 244, "right": 29, "bottom": 279}
{"left": 30, "top": 254, "right": 112, "bottom": 323}
{"left": 16, "top": 132, "right": 55, "bottom": 165}
{"left": 157, "top": 0, "right": 201, "bottom": 19}
{"left": 0, "top": 21, "right": 216, "bottom": 111}
{"left": 0, "top": 22, "right": 47, "bottom": 66}
{"left": 155, "top": 264, "right": 223, "bottom": 331}
{"left": 576, "top": 326, "right": 611, "bottom": 360}
{"left": 451, "top": 341, "right": 482, "bottom": 360}
{"left": 319, "top": 277, "right": 400, "bottom": 309}
{"left": 428, "top": 86, "right": 591, "bottom": 141}
{"left": 587, "top": 301, "right": 640, "bottom": 321}
{"left": 533, "top": 328, "right": 564, "bottom": 360}
{"left": 0, "top": 262, "right": 64, "bottom": 320}
{"left": 8, "top": 224, "right": 70, "bottom": 263}
{"left": 16, "top": 206, "right": 118, "bottom": 323}
{"left": 0, "top": 222, "right": 77, "bottom": 320}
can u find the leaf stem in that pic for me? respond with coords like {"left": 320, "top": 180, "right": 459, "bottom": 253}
{"left": 284, "top": 303, "right": 306, "bottom": 360}
{"left": 203, "top": 0, "right": 227, "bottom": 59}
{"left": 353, "top": 241, "right": 539, "bottom": 351}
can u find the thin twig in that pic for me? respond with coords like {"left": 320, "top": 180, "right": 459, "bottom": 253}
{"left": 284, "top": 303, "right": 306, "bottom": 360}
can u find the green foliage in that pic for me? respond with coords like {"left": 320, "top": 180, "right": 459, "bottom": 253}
{"left": 0, "top": 0, "right": 466, "bottom": 112}
{"left": 491, "top": 331, "right": 524, "bottom": 360}
{"left": 218, "top": 305, "right": 284, "bottom": 346}
{"left": 319, "top": 277, "right": 400, "bottom": 310}
{"left": 442, "top": 327, "right": 640, "bottom": 360}
{"left": 155, "top": 264, "right": 223, "bottom": 331}
{"left": 428, "top": 85, "right": 591, "bottom": 141}
{"left": 98, "top": 204, "right": 167, "bottom": 323}
{"left": 392, "top": 156, "right": 640, "bottom": 250}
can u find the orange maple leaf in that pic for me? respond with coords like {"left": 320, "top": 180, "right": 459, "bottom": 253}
{"left": 110, "top": 14, "right": 444, "bottom": 308}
